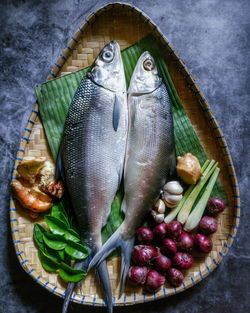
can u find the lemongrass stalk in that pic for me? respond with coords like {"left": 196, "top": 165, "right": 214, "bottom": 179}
{"left": 164, "top": 160, "right": 210, "bottom": 223}
{"left": 184, "top": 167, "right": 220, "bottom": 231}
{"left": 177, "top": 160, "right": 217, "bottom": 224}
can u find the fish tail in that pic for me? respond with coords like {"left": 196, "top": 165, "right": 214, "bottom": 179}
{"left": 62, "top": 256, "right": 91, "bottom": 313}
{"left": 95, "top": 261, "right": 113, "bottom": 313}
{"left": 88, "top": 227, "right": 135, "bottom": 299}
{"left": 62, "top": 282, "right": 75, "bottom": 313}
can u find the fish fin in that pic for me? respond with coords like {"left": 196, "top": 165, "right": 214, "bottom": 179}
{"left": 95, "top": 261, "right": 113, "bottom": 313}
{"left": 118, "top": 236, "right": 134, "bottom": 298}
{"left": 56, "top": 141, "right": 65, "bottom": 182}
{"left": 168, "top": 149, "right": 176, "bottom": 178}
{"left": 112, "top": 95, "right": 120, "bottom": 131}
{"left": 88, "top": 226, "right": 135, "bottom": 299}
{"left": 88, "top": 229, "right": 120, "bottom": 270}
{"left": 121, "top": 201, "right": 127, "bottom": 214}
{"left": 62, "top": 257, "right": 90, "bottom": 313}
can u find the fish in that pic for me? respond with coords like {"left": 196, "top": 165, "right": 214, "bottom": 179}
{"left": 57, "top": 41, "right": 128, "bottom": 313}
{"left": 88, "top": 51, "right": 176, "bottom": 297}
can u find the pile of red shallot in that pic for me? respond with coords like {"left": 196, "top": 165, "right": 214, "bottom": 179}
{"left": 128, "top": 197, "right": 225, "bottom": 292}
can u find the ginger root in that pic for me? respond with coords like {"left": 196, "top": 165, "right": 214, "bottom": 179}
{"left": 176, "top": 153, "right": 202, "bottom": 184}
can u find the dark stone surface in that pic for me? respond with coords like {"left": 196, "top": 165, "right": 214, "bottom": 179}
{"left": 0, "top": 0, "right": 249, "bottom": 312}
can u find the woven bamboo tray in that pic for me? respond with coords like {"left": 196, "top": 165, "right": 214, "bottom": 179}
{"left": 10, "top": 2, "right": 240, "bottom": 308}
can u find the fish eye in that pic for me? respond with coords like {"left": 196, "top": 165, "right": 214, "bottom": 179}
{"left": 102, "top": 50, "right": 114, "bottom": 63}
{"left": 143, "top": 59, "right": 155, "bottom": 71}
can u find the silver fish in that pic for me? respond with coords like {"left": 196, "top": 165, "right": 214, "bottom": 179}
{"left": 58, "top": 41, "right": 127, "bottom": 313}
{"left": 88, "top": 51, "right": 175, "bottom": 297}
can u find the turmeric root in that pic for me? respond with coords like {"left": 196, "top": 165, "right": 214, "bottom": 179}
{"left": 11, "top": 180, "right": 53, "bottom": 213}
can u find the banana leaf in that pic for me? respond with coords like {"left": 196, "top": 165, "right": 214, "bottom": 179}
{"left": 35, "top": 35, "right": 226, "bottom": 242}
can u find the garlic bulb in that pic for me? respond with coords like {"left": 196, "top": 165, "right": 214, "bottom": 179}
{"left": 162, "top": 181, "right": 183, "bottom": 209}
{"left": 163, "top": 181, "right": 183, "bottom": 195}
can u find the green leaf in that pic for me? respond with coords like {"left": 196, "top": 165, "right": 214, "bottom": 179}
{"left": 58, "top": 249, "right": 65, "bottom": 261}
{"left": 44, "top": 247, "right": 62, "bottom": 263}
{"left": 44, "top": 216, "right": 80, "bottom": 243}
{"left": 59, "top": 262, "right": 87, "bottom": 282}
{"left": 51, "top": 203, "right": 70, "bottom": 228}
{"left": 102, "top": 187, "right": 124, "bottom": 244}
{"left": 33, "top": 224, "right": 48, "bottom": 252}
{"left": 43, "top": 232, "right": 67, "bottom": 250}
{"left": 65, "top": 241, "right": 89, "bottom": 260}
{"left": 64, "top": 228, "right": 81, "bottom": 242}
{"left": 38, "top": 249, "right": 60, "bottom": 272}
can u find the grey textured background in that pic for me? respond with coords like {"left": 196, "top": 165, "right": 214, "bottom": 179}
{"left": 0, "top": 0, "right": 249, "bottom": 312}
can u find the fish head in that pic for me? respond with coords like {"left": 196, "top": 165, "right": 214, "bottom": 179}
{"left": 128, "top": 51, "right": 162, "bottom": 94}
{"left": 88, "top": 41, "right": 126, "bottom": 92}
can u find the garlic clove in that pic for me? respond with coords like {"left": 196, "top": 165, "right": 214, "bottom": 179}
{"left": 154, "top": 213, "right": 165, "bottom": 223}
{"left": 155, "top": 199, "right": 165, "bottom": 214}
{"left": 151, "top": 210, "right": 165, "bottom": 223}
{"left": 164, "top": 199, "right": 178, "bottom": 209}
{"left": 162, "top": 191, "right": 183, "bottom": 204}
{"left": 163, "top": 181, "right": 183, "bottom": 195}
{"left": 151, "top": 210, "right": 158, "bottom": 217}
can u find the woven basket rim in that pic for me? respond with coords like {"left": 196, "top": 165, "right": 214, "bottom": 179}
{"left": 10, "top": 1, "right": 240, "bottom": 307}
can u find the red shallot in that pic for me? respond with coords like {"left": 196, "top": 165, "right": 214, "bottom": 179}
{"left": 173, "top": 252, "right": 194, "bottom": 269}
{"left": 153, "top": 222, "right": 168, "bottom": 240}
{"left": 146, "top": 270, "right": 165, "bottom": 292}
{"left": 128, "top": 266, "right": 148, "bottom": 286}
{"left": 199, "top": 216, "right": 218, "bottom": 235}
{"left": 136, "top": 226, "right": 153, "bottom": 244}
{"left": 207, "top": 197, "right": 225, "bottom": 215}
{"left": 132, "top": 245, "right": 157, "bottom": 266}
{"left": 167, "top": 268, "right": 184, "bottom": 287}
{"left": 166, "top": 221, "right": 182, "bottom": 240}
{"left": 154, "top": 249, "right": 172, "bottom": 273}
{"left": 194, "top": 233, "right": 213, "bottom": 253}
{"left": 161, "top": 238, "right": 177, "bottom": 257}
{"left": 177, "top": 232, "right": 194, "bottom": 252}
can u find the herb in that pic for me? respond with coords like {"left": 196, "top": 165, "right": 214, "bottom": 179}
{"left": 33, "top": 204, "right": 88, "bottom": 282}
{"left": 59, "top": 263, "right": 87, "bottom": 283}
{"left": 184, "top": 167, "right": 220, "bottom": 231}
{"left": 177, "top": 160, "right": 217, "bottom": 224}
